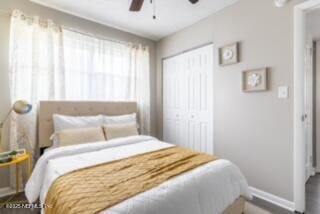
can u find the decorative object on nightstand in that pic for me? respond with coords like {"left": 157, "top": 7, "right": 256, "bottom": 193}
{"left": 0, "top": 100, "right": 32, "bottom": 156}
{"left": 0, "top": 148, "right": 26, "bottom": 161}
{"left": 0, "top": 152, "right": 32, "bottom": 193}
{"left": 242, "top": 68, "right": 268, "bottom": 92}
{"left": 219, "top": 42, "right": 239, "bottom": 66}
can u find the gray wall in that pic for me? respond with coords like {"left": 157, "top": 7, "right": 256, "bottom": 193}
{"left": 0, "top": 9, "right": 11, "bottom": 190}
{"left": 156, "top": 0, "right": 303, "bottom": 201}
{"left": 307, "top": 9, "right": 320, "bottom": 40}
{"left": 0, "top": 0, "right": 156, "bottom": 188}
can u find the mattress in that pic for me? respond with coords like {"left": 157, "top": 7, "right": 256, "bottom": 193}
{"left": 25, "top": 135, "right": 252, "bottom": 214}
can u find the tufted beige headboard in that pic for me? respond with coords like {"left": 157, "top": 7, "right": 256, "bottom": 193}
{"left": 38, "top": 101, "right": 138, "bottom": 149}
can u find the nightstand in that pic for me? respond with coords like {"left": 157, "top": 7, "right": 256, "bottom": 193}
{"left": 0, "top": 153, "right": 32, "bottom": 193}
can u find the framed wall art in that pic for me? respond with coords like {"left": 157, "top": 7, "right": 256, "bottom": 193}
{"left": 242, "top": 67, "right": 268, "bottom": 92}
{"left": 219, "top": 42, "right": 239, "bottom": 66}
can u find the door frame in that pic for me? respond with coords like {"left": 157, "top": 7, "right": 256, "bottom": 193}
{"left": 294, "top": 0, "right": 320, "bottom": 212}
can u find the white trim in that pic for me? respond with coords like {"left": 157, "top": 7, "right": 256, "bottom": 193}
{"left": 293, "top": 5, "right": 307, "bottom": 212}
{"left": 0, "top": 187, "right": 16, "bottom": 198}
{"left": 249, "top": 186, "right": 295, "bottom": 212}
{"left": 297, "top": 0, "right": 320, "bottom": 11}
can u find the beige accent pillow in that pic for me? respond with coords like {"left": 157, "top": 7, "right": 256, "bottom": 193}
{"left": 56, "top": 127, "right": 106, "bottom": 147}
{"left": 103, "top": 123, "right": 139, "bottom": 140}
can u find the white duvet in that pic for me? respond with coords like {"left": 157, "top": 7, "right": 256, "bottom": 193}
{"left": 25, "top": 136, "right": 252, "bottom": 214}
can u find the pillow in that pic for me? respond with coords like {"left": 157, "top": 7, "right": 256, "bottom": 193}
{"left": 103, "top": 113, "right": 137, "bottom": 126}
{"left": 54, "top": 127, "right": 106, "bottom": 147}
{"left": 53, "top": 114, "right": 104, "bottom": 132}
{"left": 103, "top": 123, "right": 139, "bottom": 140}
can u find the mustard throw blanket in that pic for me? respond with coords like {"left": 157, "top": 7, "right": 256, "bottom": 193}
{"left": 45, "top": 147, "right": 217, "bottom": 214}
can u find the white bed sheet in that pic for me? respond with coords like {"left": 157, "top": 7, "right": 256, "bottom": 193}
{"left": 25, "top": 135, "right": 251, "bottom": 214}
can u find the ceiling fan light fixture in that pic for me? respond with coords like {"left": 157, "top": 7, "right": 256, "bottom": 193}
{"left": 189, "top": 0, "right": 199, "bottom": 4}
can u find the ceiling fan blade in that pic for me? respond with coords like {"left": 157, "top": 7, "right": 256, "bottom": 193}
{"left": 130, "top": 0, "right": 144, "bottom": 11}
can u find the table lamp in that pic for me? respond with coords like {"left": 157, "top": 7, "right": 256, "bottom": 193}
{"left": 0, "top": 100, "right": 32, "bottom": 152}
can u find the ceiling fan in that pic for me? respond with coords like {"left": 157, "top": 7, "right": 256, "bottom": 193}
{"left": 129, "top": 0, "right": 199, "bottom": 12}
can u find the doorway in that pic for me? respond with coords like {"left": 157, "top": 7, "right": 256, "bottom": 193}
{"left": 294, "top": 1, "right": 320, "bottom": 213}
{"left": 305, "top": 10, "right": 320, "bottom": 211}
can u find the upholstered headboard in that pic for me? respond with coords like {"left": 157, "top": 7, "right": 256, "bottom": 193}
{"left": 38, "top": 101, "right": 138, "bottom": 149}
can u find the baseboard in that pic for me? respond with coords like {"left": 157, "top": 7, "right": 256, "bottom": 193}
{"left": 249, "top": 186, "right": 295, "bottom": 212}
{"left": 0, "top": 187, "right": 15, "bottom": 198}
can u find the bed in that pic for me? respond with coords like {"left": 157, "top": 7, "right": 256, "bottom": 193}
{"left": 25, "top": 101, "right": 251, "bottom": 214}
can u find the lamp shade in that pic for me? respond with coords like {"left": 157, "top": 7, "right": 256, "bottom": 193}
{"left": 12, "top": 100, "right": 32, "bottom": 114}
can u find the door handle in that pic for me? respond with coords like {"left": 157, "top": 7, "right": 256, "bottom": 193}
{"left": 301, "top": 114, "right": 307, "bottom": 122}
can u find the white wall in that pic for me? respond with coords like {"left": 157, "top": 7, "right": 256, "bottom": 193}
{"left": 156, "top": 0, "right": 303, "bottom": 202}
{"left": 0, "top": 0, "right": 156, "bottom": 189}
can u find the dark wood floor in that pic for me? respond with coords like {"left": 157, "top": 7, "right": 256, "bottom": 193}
{"left": 252, "top": 173, "right": 320, "bottom": 214}
{"left": 306, "top": 173, "right": 320, "bottom": 214}
{"left": 0, "top": 192, "right": 39, "bottom": 214}
{"left": 251, "top": 196, "right": 293, "bottom": 214}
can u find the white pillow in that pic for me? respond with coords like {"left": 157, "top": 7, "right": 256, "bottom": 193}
{"left": 53, "top": 114, "right": 104, "bottom": 132}
{"left": 103, "top": 113, "right": 137, "bottom": 126}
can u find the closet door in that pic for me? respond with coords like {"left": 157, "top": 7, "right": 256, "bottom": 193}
{"left": 163, "top": 55, "right": 184, "bottom": 146}
{"left": 163, "top": 44, "right": 214, "bottom": 154}
{"left": 185, "top": 45, "right": 214, "bottom": 154}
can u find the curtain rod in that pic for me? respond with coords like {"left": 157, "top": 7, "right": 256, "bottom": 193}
{"left": 61, "top": 26, "right": 147, "bottom": 49}
{"left": 4, "top": 9, "right": 148, "bottom": 49}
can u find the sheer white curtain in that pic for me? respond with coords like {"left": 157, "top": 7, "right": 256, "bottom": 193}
{"left": 62, "top": 30, "right": 150, "bottom": 134}
{"left": 9, "top": 10, "right": 64, "bottom": 155}
{"left": 9, "top": 10, "right": 64, "bottom": 189}
{"left": 128, "top": 44, "right": 150, "bottom": 134}
{"left": 9, "top": 11, "right": 151, "bottom": 159}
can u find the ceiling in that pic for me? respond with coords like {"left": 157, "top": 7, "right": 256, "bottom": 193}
{"left": 30, "top": 0, "right": 239, "bottom": 41}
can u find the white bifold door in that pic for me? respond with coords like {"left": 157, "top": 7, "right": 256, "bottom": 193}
{"left": 163, "top": 44, "right": 214, "bottom": 154}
